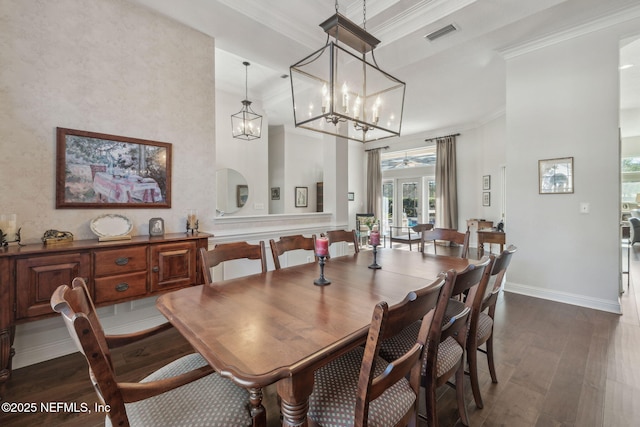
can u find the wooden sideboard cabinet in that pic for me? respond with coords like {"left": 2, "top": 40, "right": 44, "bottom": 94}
{"left": 0, "top": 232, "right": 211, "bottom": 397}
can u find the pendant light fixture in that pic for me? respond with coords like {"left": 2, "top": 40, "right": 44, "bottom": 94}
{"left": 290, "top": 0, "right": 405, "bottom": 143}
{"left": 232, "top": 61, "right": 262, "bottom": 140}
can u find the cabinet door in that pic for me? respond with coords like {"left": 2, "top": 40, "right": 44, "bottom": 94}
{"left": 16, "top": 253, "right": 90, "bottom": 319}
{"left": 150, "top": 241, "right": 197, "bottom": 292}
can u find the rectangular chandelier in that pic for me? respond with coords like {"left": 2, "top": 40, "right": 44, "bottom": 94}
{"left": 290, "top": 13, "right": 406, "bottom": 143}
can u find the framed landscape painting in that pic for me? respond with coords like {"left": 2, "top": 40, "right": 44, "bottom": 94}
{"left": 56, "top": 127, "right": 172, "bottom": 208}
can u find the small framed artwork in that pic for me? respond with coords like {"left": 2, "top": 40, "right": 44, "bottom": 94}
{"left": 149, "top": 217, "right": 164, "bottom": 236}
{"left": 483, "top": 175, "right": 491, "bottom": 190}
{"left": 295, "top": 186, "right": 308, "bottom": 207}
{"left": 539, "top": 157, "right": 574, "bottom": 194}
{"left": 271, "top": 187, "right": 280, "bottom": 200}
{"left": 482, "top": 192, "right": 490, "bottom": 206}
{"left": 348, "top": 192, "right": 355, "bottom": 201}
{"left": 237, "top": 185, "right": 248, "bottom": 207}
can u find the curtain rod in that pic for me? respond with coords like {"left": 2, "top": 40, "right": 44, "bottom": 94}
{"left": 365, "top": 146, "right": 389, "bottom": 152}
{"left": 424, "top": 133, "right": 460, "bottom": 143}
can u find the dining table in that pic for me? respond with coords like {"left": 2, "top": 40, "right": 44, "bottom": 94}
{"left": 156, "top": 248, "right": 472, "bottom": 427}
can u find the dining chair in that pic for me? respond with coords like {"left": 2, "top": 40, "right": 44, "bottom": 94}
{"left": 326, "top": 229, "right": 359, "bottom": 257}
{"left": 421, "top": 227, "right": 470, "bottom": 258}
{"left": 389, "top": 223, "right": 433, "bottom": 251}
{"left": 355, "top": 212, "right": 375, "bottom": 247}
{"left": 50, "top": 277, "right": 255, "bottom": 427}
{"left": 467, "top": 245, "right": 517, "bottom": 409}
{"left": 269, "top": 234, "right": 317, "bottom": 269}
{"left": 307, "top": 270, "right": 455, "bottom": 427}
{"left": 379, "top": 256, "right": 493, "bottom": 426}
{"left": 199, "top": 241, "right": 267, "bottom": 284}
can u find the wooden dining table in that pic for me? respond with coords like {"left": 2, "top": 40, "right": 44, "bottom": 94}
{"left": 156, "top": 248, "right": 471, "bottom": 427}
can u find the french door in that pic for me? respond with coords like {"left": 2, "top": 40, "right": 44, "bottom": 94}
{"left": 383, "top": 177, "right": 435, "bottom": 232}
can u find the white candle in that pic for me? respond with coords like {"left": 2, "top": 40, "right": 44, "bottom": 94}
{"left": 187, "top": 210, "right": 198, "bottom": 229}
{"left": 0, "top": 214, "right": 17, "bottom": 241}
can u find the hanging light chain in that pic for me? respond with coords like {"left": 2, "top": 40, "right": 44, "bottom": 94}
{"left": 244, "top": 63, "right": 248, "bottom": 100}
{"left": 363, "top": 0, "right": 366, "bottom": 31}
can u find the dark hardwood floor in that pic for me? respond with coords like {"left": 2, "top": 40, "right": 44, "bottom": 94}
{"left": 2, "top": 244, "right": 639, "bottom": 426}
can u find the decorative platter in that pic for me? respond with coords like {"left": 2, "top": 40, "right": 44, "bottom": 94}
{"left": 90, "top": 214, "right": 133, "bottom": 238}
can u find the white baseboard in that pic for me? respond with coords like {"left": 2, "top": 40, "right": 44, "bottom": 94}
{"left": 504, "top": 281, "right": 622, "bottom": 314}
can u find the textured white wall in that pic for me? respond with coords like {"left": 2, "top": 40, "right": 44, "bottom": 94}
{"left": 505, "top": 28, "right": 623, "bottom": 311}
{"left": 1, "top": 0, "right": 216, "bottom": 368}
{"left": 0, "top": 0, "right": 216, "bottom": 242}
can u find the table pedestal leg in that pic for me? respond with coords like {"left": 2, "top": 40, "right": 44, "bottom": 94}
{"left": 277, "top": 373, "right": 314, "bottom": 427}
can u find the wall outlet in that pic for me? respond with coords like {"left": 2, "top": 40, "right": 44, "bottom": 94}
{"left": 254, "top": 203, "right": 264, "bottom": 210}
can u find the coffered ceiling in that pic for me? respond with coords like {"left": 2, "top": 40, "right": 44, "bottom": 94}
{"left": 132, "top": 0, "right": 640, "bottom": 140}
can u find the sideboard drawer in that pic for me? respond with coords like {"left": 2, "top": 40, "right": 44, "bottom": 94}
{"left": 94, "top": 271, "right": 148, "bottom": 303}
{"left": 94, "top": 246, "right": 148, "bottom": 276}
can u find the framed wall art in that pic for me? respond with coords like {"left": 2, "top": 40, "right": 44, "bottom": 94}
{"left": 56, "top": 127, "right": 172, "bottom": 208}
{"left": 271, "top": 187, "right": 280, "bottom": 200}
{"left": 483, "top": 175, "right": 491, "bottom": 190}
{"left": 483, "top": 192, "right": 491, "bottom": 206}
{"left": 295, "top": 186, "right": 308, "bottom": 207}
{"left": 539, "top": 157, "right": 573, "bottom": 194}
{"left": 348, "top": 192, "right": 355, "bottom": 201}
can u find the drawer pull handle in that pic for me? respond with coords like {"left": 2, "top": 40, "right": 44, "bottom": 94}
{"left": 115, "top": 257, "right": 129, "bottom": 266}
{"left": 115, "top": 283, "right": 129, "bottom": 292}
{"left": 152, "top": 266, "right": 159, "bottom": 273}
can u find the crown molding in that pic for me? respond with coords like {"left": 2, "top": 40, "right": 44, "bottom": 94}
{"left": 500, "top": 3, "right": 640, "bottom": 60}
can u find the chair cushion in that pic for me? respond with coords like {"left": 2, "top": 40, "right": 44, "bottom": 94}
{"left": 106, "top": 353, "right": 252, "bottom": 427}
{"left": 379, "top": 317, "right": 464, "bottom": 378}
{"left": 476, "top": 311, "right": 494, "bottom": 345}
{"left": 435, "top": 337, "right": 464, "bottom": 378}
{"left": 309, "top": 346, "right": 416, "bottom": 427}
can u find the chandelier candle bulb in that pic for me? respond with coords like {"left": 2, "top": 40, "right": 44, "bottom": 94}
{"left": 315, "top": 237, "right": 329, "bottom": 256}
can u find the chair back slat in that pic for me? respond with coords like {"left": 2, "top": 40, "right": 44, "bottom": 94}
{"left": 482, "top": 245, "right": 517, "bottom": 311}
{"left": 269, "top": 234, "right": 316, "bottom": 270}
{"left": 326, "top": 229, "right": 359, "bottom": 256}
{"left": 199, "top": 241, "right": 267, "bottom": 284}
{"left": 421, "top": 228, "right": 470, "bottom": 258}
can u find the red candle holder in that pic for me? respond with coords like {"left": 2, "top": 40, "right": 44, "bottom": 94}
{"left": 314, "top": 255, "right": 331, "bottom": 286}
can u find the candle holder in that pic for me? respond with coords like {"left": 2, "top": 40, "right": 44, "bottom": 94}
{"left": 314, "top": 255, "right": 331, "bottom": 286}
{"left": 186, "top": 219, "right": 199, "bottom": 234}
{"left": 368, "top": 244, "right": 381, "bottom": 269}
{"left": 186, "top": 209, "right": 199, "bottom": 234}
{"left": 1, "top": 227, "right": 24, "bottom": 247}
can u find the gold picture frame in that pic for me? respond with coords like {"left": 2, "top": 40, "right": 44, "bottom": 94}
{"left": 539, "top": 157, "right": 574, "bottom": 194}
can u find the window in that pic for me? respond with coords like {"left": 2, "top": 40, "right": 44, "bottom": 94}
{"left": 622, "top": 157, "right": 640, "bottom": 204}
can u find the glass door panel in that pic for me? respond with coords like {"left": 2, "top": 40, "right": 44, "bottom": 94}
{"left": 382, "top": 181, "right": 394, "bottom": 235}
{"left": 398, "top": 178, "right": 422, "bottom": 227}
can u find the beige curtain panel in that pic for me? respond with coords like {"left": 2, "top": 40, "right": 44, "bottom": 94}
{"left": 366, "top": 149, "right": 382, "bottom": 220}
{"left": 435, "top": 135, "right": 458, "bottom": 229}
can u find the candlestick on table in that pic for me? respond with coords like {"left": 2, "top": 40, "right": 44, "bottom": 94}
{"left": 314, "top": 237, "right": 331, "bottom": 285}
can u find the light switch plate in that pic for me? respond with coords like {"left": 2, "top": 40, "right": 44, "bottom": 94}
{"left": 580, "top": 202, "right": 589, "bottom": 214}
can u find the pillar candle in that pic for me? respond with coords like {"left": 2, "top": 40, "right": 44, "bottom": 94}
{"left": 0, "top": 214, "right": 16, "bottom": 241}
{"left": 370, "top": 231, "right": 380, "bottom": 246}
{"left": 187, "top": 210, "right": 198, "bottom": 229}
{"left": 315, "top": 237, "right": 329, "bottom": 256}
